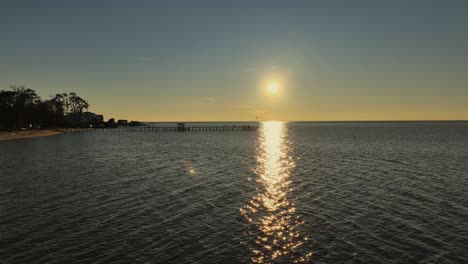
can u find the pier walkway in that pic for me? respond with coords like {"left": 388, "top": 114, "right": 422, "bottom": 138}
{"left": 93, "top": 123, "right": 258, "bottom": 132}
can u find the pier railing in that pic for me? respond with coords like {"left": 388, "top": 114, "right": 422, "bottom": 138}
{"left": 92, "top": 125, "right": 258, "bottom": 132}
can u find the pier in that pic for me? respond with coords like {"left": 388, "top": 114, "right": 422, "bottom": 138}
{"left": 93, "top": 123, "right": 258, "bottom": 132}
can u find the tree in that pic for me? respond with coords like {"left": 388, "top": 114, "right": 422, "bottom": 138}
{"left": 10, "top": 85, "right": 40, "bottom": 128}
{"left": 0, "top": 90, "right": 17, "bottom": 128}
{"left": 50, "top": 93, "right": 67, "bottom": 116}
{"left": 0, "top": 85, "right": 91, "bottom": 129}
{"left": 68, "top": 92, "right": 89, "bottom": 114}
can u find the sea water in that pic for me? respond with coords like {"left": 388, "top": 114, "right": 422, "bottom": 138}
{"left": 1, "top": 122, "right": 467, "bottom": 263}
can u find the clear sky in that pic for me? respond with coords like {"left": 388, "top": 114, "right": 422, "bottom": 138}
{"left": 1, "top": 0, "right": 467, "bottom": 121}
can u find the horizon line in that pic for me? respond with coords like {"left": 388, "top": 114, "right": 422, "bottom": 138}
{"left": 137, "top": 119, "right": 468, "bottom": 123}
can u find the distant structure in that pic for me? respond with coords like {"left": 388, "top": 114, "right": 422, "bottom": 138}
{"left": 95, "top": 115, "right": 104, "bottom": 123}
{"left": 94, "top": 123, "right": 257, "bottom": 132}
{"left": 66, "top": 111, "right": 104, "bottom": 128}
{"left": 100, "top": 118, "right": 141, "bottom": 128}
{"left": 177, "top": 123, "right": 185, "bottom": 132}
{"left": 117, "top": 119, "right": 128, "bottom": 126}
{"left": 129, "top": 121, "right": 141, "bottom": 126}
{"left": 107, "top": 118, "right": 116, "bottom": 128}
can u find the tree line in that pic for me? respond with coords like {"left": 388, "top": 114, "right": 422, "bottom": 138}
{"left": 0, "top": 85, "right": 90, "bottom": 129}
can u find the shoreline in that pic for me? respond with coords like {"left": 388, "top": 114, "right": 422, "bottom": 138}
{"left": 0, "top": 128, "right": 90, "bottom": 142}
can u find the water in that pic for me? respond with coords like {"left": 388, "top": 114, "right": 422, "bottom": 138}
{"left": 1, "top": 122, "right": 468, "bottom": 263}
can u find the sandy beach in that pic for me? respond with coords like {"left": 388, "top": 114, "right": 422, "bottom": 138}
{"left": 0, "top": 130, "right": 62, "bottom": 141}
{"left": 0, "top": 128, "right": 90, "bottom": 141}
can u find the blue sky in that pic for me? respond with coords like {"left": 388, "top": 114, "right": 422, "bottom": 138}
{"left": 1, "top": 0, "right": 467, "bottom": 121}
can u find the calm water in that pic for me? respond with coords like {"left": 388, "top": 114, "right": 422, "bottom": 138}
{"left": 1, "top": 122, "right": 468, "bottom": 263}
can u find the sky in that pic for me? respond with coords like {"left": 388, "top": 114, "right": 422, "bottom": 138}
{"left": 1, "top": 0, "right": 468, "bottom": 121}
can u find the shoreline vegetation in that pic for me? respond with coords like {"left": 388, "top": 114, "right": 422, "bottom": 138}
{"left": 0, "top": 85, "right": 98, "bottom": 142}
{"left": 1, "top": 85, "right": 140, "bottom": 137}
{"left": 0, "top": 128, "right": 91, "bottom": 141}
{"left": 1, "top": 85, "right": 91, "bottom": 129}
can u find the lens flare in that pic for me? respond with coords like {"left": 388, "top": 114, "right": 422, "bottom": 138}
{"left": 182, "top": 160, "right": 198, "bottom": 177}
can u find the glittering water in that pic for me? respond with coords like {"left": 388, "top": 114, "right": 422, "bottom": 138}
{"left": 1, "top": 122, "right": 468, "bottom": 263}
{"left": 241, "top": 122, "right": 312, "bottom": 263}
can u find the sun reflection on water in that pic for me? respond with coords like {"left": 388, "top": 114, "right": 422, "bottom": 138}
{"left": 240, "top": 121, "right": 312, "bottom": 263}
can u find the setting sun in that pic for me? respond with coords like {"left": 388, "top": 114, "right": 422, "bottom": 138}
{"left": 1, "top": 2, "right": 467, "bottom": 264}
{"left": 267, "top": 81, "right": 279, "bottom": 95}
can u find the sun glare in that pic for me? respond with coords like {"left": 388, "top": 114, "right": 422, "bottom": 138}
{"left": 267, "top": 81, "right": 279, "bottom": 95}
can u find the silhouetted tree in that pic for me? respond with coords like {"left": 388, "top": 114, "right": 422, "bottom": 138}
{"left": 10, "top": 85, "right": 40, "bottom": 128}
{"left": 0, "top": 90, "right": 16, "bottom": 128}
{"left": 0, "top": 85, "right": 91, "bottom": 129}
{"left": 68, "top": 92, "right": 89, "bottom": 114}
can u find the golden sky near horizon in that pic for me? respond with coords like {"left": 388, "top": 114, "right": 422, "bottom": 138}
{"left": 1, "top": 2, "right": 468, "bottom": 121}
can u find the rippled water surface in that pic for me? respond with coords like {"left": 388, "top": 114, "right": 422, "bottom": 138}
{"left": 1, "top": 122, "right": 468, "bottom": 263}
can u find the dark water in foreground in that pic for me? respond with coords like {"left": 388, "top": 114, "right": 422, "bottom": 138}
{"left": 1, "top": 122, "right": 468, "bottom": 263}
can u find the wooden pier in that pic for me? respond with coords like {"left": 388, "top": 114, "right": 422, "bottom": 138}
{"left": 93, "top": 123, "right": 258, "bottom": 132}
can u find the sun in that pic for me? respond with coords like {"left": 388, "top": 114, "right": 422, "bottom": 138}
{"left": 267, "top": 81, "right": 279, "bottom": 94}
